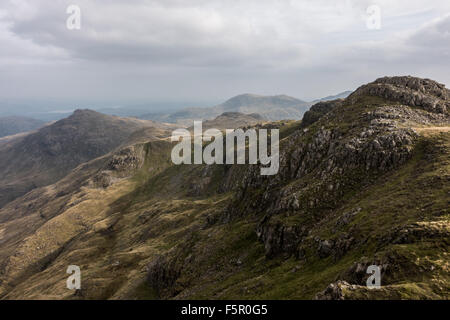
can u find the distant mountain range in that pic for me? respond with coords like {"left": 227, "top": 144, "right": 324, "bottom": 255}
{"left": 0, "top": 92, "right": 351, "bottom": 125}
{"left": 140, "top": 93, "right": 311, "bottom": 125}
{"left": 139, "top": 92, "right": 353, "bottom": 125}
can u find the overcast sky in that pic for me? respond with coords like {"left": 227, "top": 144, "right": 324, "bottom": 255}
{"left": 0, "top": 0, "right": 449, "bottom": 112}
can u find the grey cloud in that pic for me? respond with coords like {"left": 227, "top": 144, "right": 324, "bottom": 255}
{"left": 0, "top": 0, "right": 449, "bottom": 106}
{"left": 407, "top": 14, "right": 450, "bottom": 51}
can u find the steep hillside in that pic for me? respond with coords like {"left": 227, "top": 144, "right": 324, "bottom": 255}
{"left": 0, "top": 116, "right": 45, "bottom": 138}
{"left": 0, "top": 76, "right": 448, "bottom": 300}
{"left": 141, "top": 94, "right": 310, "bottom": 124}
{"left": 0, "top": 110, "right": 171, "bottom": 208}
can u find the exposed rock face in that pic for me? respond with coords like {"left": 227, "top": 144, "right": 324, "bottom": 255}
{"left": 227, "top": 108, "right": 418, "bottom": 220}
{"left": 380, "top": 221, "right": 450, "bottom": 246}
{"left": 146, "top": 255, "right": 181, "bottom": 296}
{"left": 334, "top": 208, "right": 361, "bottom": 230}
{"left": 315, "top": 238, "right": 334, "bottom": 258}
{"left": 91, "top": 146, "right": 145, "bottom": 188}
{"left": 315, "top": 280, "right": 355, "bottom": 300}
{"left": 256, "top": 217, "right": 306, "bottom": 258}
{"left": 224, "top": 76, "right": 449, "bottom": 259}
{"left": 348, "top": 76, "right": 450, "bottom": 114}
{"left": 106, "top": 146, "right": 145, "bottom": 173}
{"left": 340, "top": 258, "right": 390, "bottom": 286}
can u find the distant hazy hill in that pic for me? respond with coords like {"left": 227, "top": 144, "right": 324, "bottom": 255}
{"left": 0, "top": 116, "right": 45, "bottom": 138}
{"left": 190, "top": 112, "right": 266, "bottom": 131}
{"left": 140, "top": 94, "right": 311, "bottom": 125}
{"left": 312, "top": 90, "right": 352, "bottom": 103}
{"left": 0, "top": 109, "right": 165, "bottom": 207}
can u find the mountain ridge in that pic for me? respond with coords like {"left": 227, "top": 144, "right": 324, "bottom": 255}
{"left": 0, "top": 109, "right": 173, "bottom": 207}
{"left": 0, "top": 76, "right": 448, "bottom": 300}
{"left": 140, "top": 93, "right": 311, "bottom": 125}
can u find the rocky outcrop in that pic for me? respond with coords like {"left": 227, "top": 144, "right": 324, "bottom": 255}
{"left": 366, "top": 105, "right": 449, "bottom": 126}
{"left": 315, "top": 280, "right": 356, "bottom": 300}
{"left": 146, "top": 255, "right": 181, "bottom": 296}
{"left": 106, "top": 147, "right": 144, "bottom": 173}
{"left": 187, "top": 166, "right": 215, "bottom": 196}
{"left": 227, "top": 108, "right": 417, "bottom": 220}
{"left": 379, "top": 221, "right": 450, "bottom": 246}
{"left": 91, "top": 145, "right": 146, "bottom": 188}
{"left": 340, "top": 258, "right": 389, "bottom": 286}
{"left": 349, "top": 76, "right": 449, "bottom": 114}
{"left": 334, "top": 208, "right": 361, "bottom": 230}
{"left": 223, "top": 76, "right": 450, "bottom": 259}
{"left": 256, "top": 217, "right": 307, "bottom": 258}
{"left": 300, "top": 99, "right": 343, "bottom": 128}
